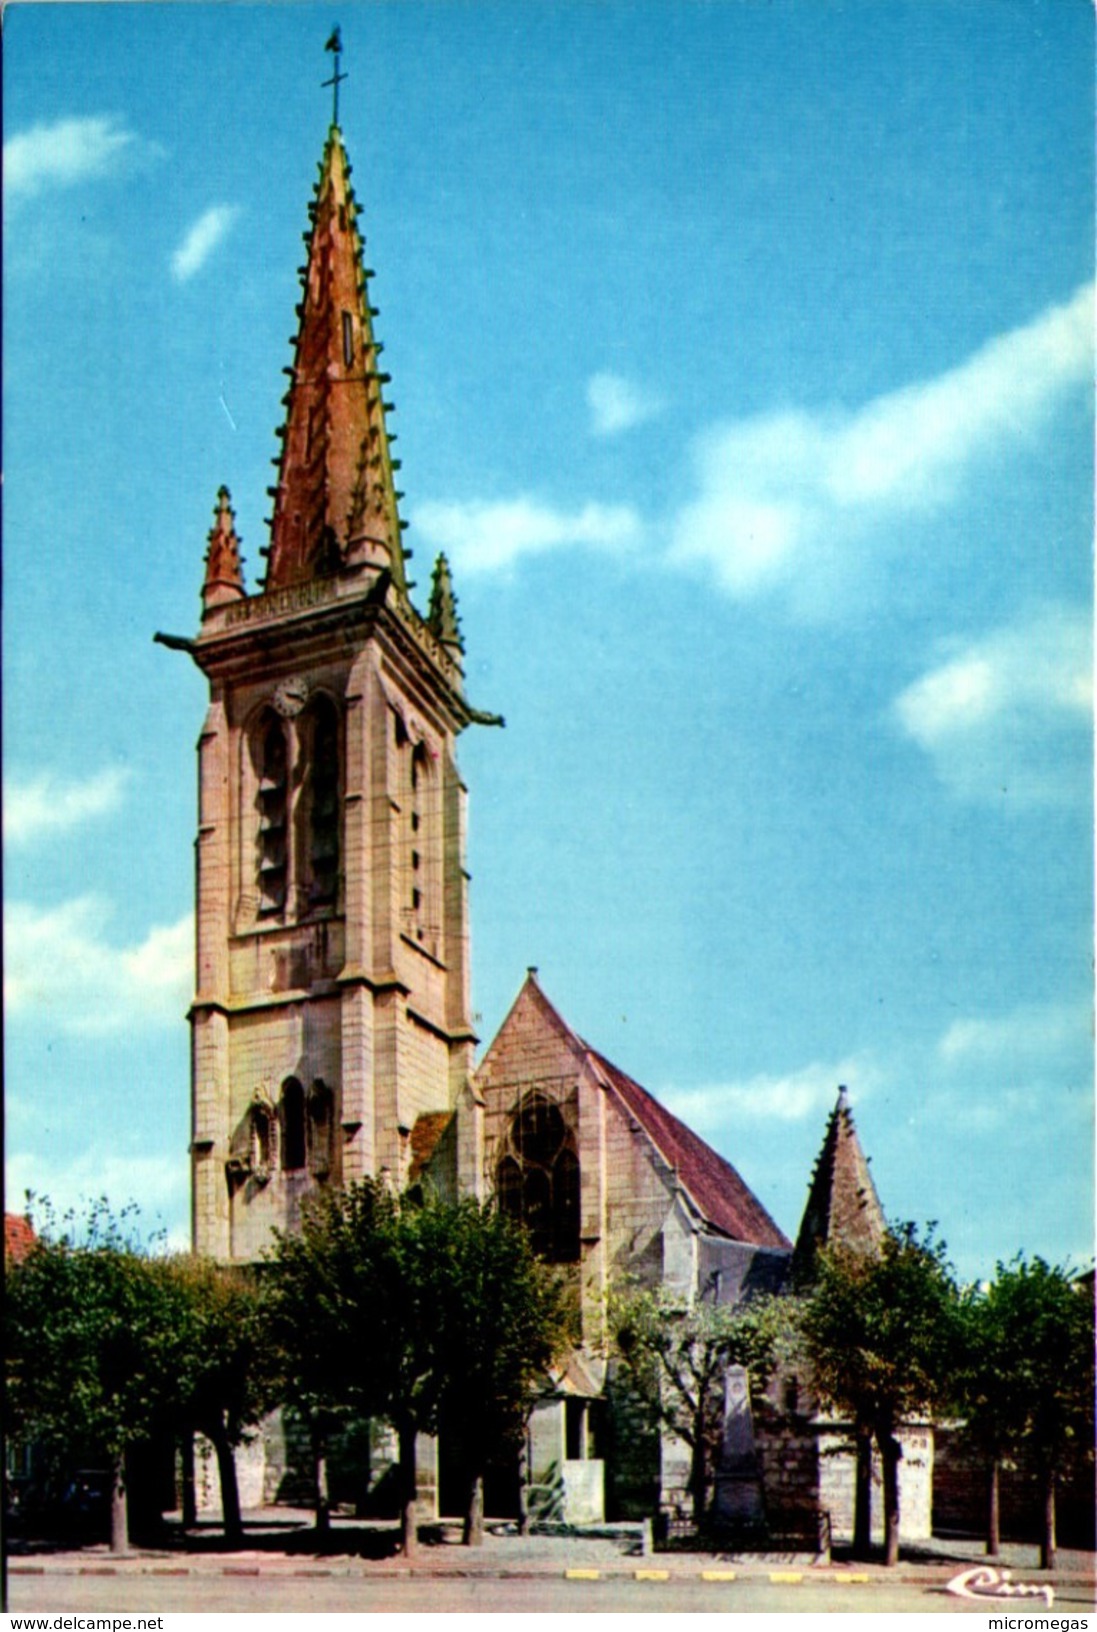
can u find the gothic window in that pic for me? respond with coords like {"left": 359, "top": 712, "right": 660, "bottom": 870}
{"left": 281, "top": 1078, "right": 306, "bottom": 1172}
{"left": 495, "top": 1094, "right": 581, "bottom": 1263}
{"left": 342, "top": 311, "right": 354, "bottom": 368}
{"left": 308, "top": 1079, "right": 334, "bottom": 1179}
{"left": 304, "top": 696, "right": 340, "bottom": 910}
{"left": 256, "top": 714, "right": 288, "bottom": 915}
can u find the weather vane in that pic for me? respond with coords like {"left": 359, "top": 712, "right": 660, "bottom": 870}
{"left": 323, "top": 27, "right": 347, "bottom": 127}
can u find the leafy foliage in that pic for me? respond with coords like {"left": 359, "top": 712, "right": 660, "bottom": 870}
{"left": 972, "top": 1257, "right": 1095, "bottom": 1479}
{"left": 800, "top": 1221, "right": 961, "bottom": 1562}
{"left": 801, "top": 1222, "right": 959, "bottom": 1432}
{"left": 420, "top": 1196, "right": 571, "bottom": 1537}
{"left": 265, "top": 1180, "right": 569, "bottom": 1545}
{"left": 6, "top": 1201, "right": 190, "bottom": 1469}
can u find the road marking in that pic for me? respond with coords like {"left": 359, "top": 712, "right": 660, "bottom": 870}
{"left": 635, "top": 1569, "right": 670, "bottom": 1581}
{"left": 769, "top": 1571, "right": 803, "bottom": 1583}
{"left": 835, "top": 1573, "right": 870, "bottom": 1583}
{"left": 565, "top": 1568, "right": 601, "bottom": 1580}
{"left": 701, "top": 1569, "right": 737, "bottom": 1581}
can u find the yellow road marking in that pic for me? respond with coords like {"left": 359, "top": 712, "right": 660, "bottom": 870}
{"left": 769, "top": 1571, "right": 803, "bottom": 1584}
{"left": 701, "top": 1569, "right": 738, "bottom": 1581}
{"left": 565, "top": 1569, "right": 601, "bottom": 1580}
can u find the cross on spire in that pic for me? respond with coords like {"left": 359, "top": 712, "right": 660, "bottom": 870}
{"left": 322, "top": 27, "right": 347, "bottom": 127}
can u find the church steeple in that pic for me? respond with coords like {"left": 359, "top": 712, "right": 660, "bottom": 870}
{"left": 791, "top": 1086, "right": 886, "bottom": 1282}
{"left": 264, "top": 123, "right": 407, "bottom": 594}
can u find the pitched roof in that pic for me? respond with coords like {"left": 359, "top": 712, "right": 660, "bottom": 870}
{"left": 4, "top": 1213, "right": 36, "bottom": 1264}
{"left": 792, "top": 1086, "right": 885, "bottom": 1279}
{"left": 482, "top": 972, "right": 790, "bottom": 1250}
{"left": 588, "top": 1048, "right": 791, "bottom": 1250}
{"left": 407, "top": 1111, "right": 455, "bottom": 1185}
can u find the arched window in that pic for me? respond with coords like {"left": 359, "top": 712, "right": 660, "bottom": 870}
{"left": 308, "top": 1079, "right": 334, "bottom": 1179}
{"left": 495, "top": 1093, "right": 581, "bottom": 1263}
{"left": 281, "top": 1078, "right": 306, "bottom": 1172}
{"left": 305, "top": 697, "right": 340, "bottom": 910}
{"left": 255, "top": 714, "right": 288, "bottom": 915}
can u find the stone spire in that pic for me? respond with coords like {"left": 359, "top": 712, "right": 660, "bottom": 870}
{"left": 264, "top": 124, "right": 408, "bottom": 594}
{"left": 791, "top": 1086, "right": 886, "bottom": 1283}
{"left": 427, "top": 552, "right": 463, "bottom": 665}
{"left": 202, "top": 486, "right": 246, "bottom": 613}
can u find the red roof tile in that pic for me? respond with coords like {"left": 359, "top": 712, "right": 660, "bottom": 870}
{"left": 407, "top": 1111, "right": 454, "bottom": 1185}
{"left": 587, "top": 1049, "right": 790, "bottom": 1250}
{"left": 4, "top": 1213, "right": 36, "bottom": 1263}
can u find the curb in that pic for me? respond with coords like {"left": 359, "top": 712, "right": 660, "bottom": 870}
{"left": 10, "top": 1560, "right": 1094, "bottom": 1588}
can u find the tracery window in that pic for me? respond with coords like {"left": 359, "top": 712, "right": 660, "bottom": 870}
{"left": 304, "top": 696, "right": 340, "bottom": 910}
{"left": 255, "top": 714, "right": 288, "bottom": 915}
{"left": 496, "top": 1093, "right": 581, "bottom": 1263}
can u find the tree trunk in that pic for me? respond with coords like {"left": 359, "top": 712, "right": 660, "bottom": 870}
{"left": 462, "top": 1471, "right": 485, "bottom": 1546}
{"left": 879, "top": 1431, "right": 902, "bottom": 1568}
{"left": 312, "top": 1423, "right": 330, "bottom": 1535}
{"left": 109, "top": 1451, "right": 129, "bottom": 1554}
{"left": 517, "top": 1434, "right": 530, "bottom": 1537}
{"left": 985, "top": 1457, "right": 1000, "bottom": 1556}
{"left": 209, "top": 1419, "right": 243, "bottom": 1545}
{"left": 1040, "top": 1467, "right": 1057, "bottom": 1572}
{"left": 180, "top": 1431, "right": 197, "bottom": 1530}
{"left": 688, "top": 1435, "right": 708, "bottom": 1531}
{"left": 852, "top": 1427, "right": 873, "bottom": 1560}
{"left": 398, "top": 1419, "right": 419, "bottom": 1559}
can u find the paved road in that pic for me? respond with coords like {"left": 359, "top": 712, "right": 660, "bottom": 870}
{"left": 9, "top": 1572, "right": 1095, "bottom": 1615}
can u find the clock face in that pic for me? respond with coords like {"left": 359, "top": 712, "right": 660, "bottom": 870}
{"left": 272, "top": 677, "right": 309, "bottom": 717}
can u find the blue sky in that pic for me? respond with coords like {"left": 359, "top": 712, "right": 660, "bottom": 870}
{"left": 4, "top": 1, "right": 1092, "bottom": 1282}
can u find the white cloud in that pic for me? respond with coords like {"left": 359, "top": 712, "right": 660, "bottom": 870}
{"left": 893, "top": 605, "right": 1092, "bottom": 803}
{"left": 5, "top": 766, "right": 129, "bottom": 845}
{"left": 4, "top": 115, "right": 142, "bottom": 200}
{"left": 7, "top": 1148, "right": 189, "bottom": 1252}
{"left": 661, "top": 1054, "right": 879, "bottom": 1130}
{"left": 413, "top": 495, "right": 642, "bottom": 574}
{"left": 938, "top": 1002, "right": 1091, "bottom": 1072}
{"left": 170, "top": 204, "right": 240, "bottom": 282}
{"left": 5, "top": 896, "right": 192, "bottom": 1035}
{"left": 587, "top": 372, "right": 663, "bottom": 437}
{"left": 669, "top": 283, "right": 1093, "bottom": 604}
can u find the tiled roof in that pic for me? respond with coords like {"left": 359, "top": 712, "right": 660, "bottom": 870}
{"left": 587, "top": 1049, "right": 790, "bottom": 1250}
{"left": 4, "top": 1213, "right": 36, "bottom": 1263}
{"left": 407, "top": 1110, "right": 454, "bottom": 1185}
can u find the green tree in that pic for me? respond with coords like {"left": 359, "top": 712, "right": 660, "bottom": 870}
{"left": 611, "top": 1286, "right": 786, "bottom": 1531}
{"left": 419, "top": 1197, "right": 571, "bottom": 1544}
{"left": 164, "top": 1255, "right": 278, "bottom": 1544}
{"left": 6, "top": 1201, "right": 191, "bottom": 1553}
{"left": 961, "top": 1258, "right": 1093, "bottom": 1569}
{"left": 268, "top": 1181, "right": 566, "bottom": 1554}
{"left": 265, "top": 1180, "right": 409, "bottom": 1540}
{"left": 800, "top": 1223, "right": 960, "bottom": 1566}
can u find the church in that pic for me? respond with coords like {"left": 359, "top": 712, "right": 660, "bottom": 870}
{"left": 168, "top": 99, "right": 929, "bottom": 1540}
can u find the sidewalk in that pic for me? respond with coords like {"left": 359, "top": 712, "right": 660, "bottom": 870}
{"left": 7, "top": 1508, "right": 1095, "bottom": 1590}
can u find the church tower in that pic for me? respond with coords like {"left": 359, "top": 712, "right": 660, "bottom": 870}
{"left": 165, "top": 111, "right": 497, "bottom": 1262}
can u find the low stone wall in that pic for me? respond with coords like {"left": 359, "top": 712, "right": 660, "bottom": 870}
{"left": 934, "top": 1424, "right": 1096, "bottom": 1547}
